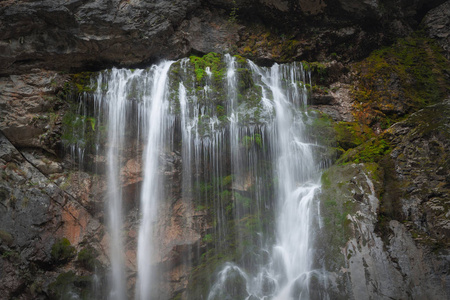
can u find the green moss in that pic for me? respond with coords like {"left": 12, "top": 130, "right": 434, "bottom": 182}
{"left": 77, "top": 246, "right": 99, "bottom": 271}
{"left": 61, "top": 104, "right": 102, "bottom": 150}
{"left": 334, "top": 122, "right": 374, "bottom": 150}
{"left": 353, "top": 32, "right": 450, "bottom": 128}
{"left": 339, "top": 138, "right": 391, "bottom": 164}
{"left": 233, "top": 54, "right": 247, "bottom": 65}
{"left": 51, "top": 238, "right": 76, "bottom": 263}
{"left": 72, "top": 72, "right": 97, "bottom": 93}
{"left": 216, "top": 105, "right": 226, "bottom": 116}
{"left": 240, "top": 134, "right": 263, "bottom": 149}
{"left": 48, "top": 271, "right": 92, "bottom": 300}
{"left": 202, "top": 234, "right": 214, "bottom": 244}
{"left": 189, "top": 52, "right": 225, "bottom": 82}
{"left": 221, "top": 175, "right": 233, "bottom": 187}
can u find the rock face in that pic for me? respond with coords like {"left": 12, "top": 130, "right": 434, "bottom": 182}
{"left": 1, "top": 0, "right": 447, "bottom": 74}
{"left": 424, "top": 0, "right": 450, "bottom": 59}
{"left": 0, "top": 132, "right": 104, "bottom": 299}
{"left": 0, "top": 0, "right": 449, "bottom": 299}
{"left": 316, "top": 100, "right": 450, "bottom": 299}
{"left": 0, "top": 0, "right": 201, "bottom": 75}
{"left": 0, "top": 70, "right": 69, "bottom": 153}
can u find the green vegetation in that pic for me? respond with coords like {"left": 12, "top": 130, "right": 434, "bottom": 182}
{"left": 72, "top": 72, "right": 97, "bottom": 93}
{"left": 241, "top": 134, "right": 262, "bottom": 149}
{"left": 77, "top": 246, "right": 99, "bottom": 271}
{"left": 353, "top": 32, "right": 450, "bottom": 128}
{"left": 51, "top": 238, "right": 76, "bottom": 263}
{"left": 61, "top": 105, "right": 102, "bottom": 150}
{"left": 334, "top": 122, "right": 373, "bottom": 151}
{"left": 338, "top": 137, "right": 391, "bottom": 164}
{"left": 228, "top": 0, "right": 239, "bottom": 23}
{"left": 189, "top": 52, "right": 226, "bottom": 82}
{"left": 48, "top": 271, "right": 92, "bottom": 300}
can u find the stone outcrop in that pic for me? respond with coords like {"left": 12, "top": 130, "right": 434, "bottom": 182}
{"left": 0, "top": 70, "right": 69, "bottom": 154}
{"left": 423, "top": 0, "right": 450, "bottom": 59}
{"left": 0, "top": 132, "right": 104, "bottom": 298}
{"left": 316, "top": 100, "right": 450, "bottom": 299}
{"left": 1, "top": 0, "right": 448, "bottom": 75}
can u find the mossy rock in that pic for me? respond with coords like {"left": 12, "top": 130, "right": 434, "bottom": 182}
{"left": 77, "top": 246, "right": 100, "bottom": 271}
{"left": 71, "top": 72, "right": 98, "bottom": 93}
{"left": 47, "top": 271, "right": 92, "bottom": 300}
{"left": 317, "top": 163, "right": 382, "bottom": 271}
{"left": 353, "top": 32, "right": 450, "bottom": 130}
{"left": 338, "top": 137, "right": 391, "bottom": 165}
{"left": 51, "top": 238, "right": 76, "bottom": 263}
{"left": 189, "top": 52, "right": 226, "bottom": 83}
{"left": 334, "top": 122, "right": 374, "bottom": 151}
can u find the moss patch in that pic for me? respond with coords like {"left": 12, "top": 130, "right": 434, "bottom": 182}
{"left": 352, "top": 32, "right": 450, "bottom": 129}
{"left": 338, "top": 137, "right": 391, "bottom": 164}
{"left": 51, "top": 238, "right": 76, "bottom": 263}
{"left": 334, "top": 122, "right": 374, "bottom": 151}
{"left": 238, "top": 27, "right": 302, "bottom": 63}
{"left": 77, "top": 246, "right": 99, "bottom": 271}
{"left": 71, "top": 72, "right": 97, "bottom": 93}
{"left": 189, "top": 52, "right": 226, "bottom": 83}
{"left": 47, "top": 271, "right": 92, "bottom": 300}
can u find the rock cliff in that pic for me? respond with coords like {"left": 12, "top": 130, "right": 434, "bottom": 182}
{"left": 1, "top": 0, "right": 449, "bottom": 299}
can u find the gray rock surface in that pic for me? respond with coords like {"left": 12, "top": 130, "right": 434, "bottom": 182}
{"left": 315, "top": 100, "right": 450, "bottom": 299}
{"left": 424, "top": 0, "right": 450, "bottom": 59}
{"left": 0, "top": 132, "right": 104, "bottom": 298}
{"left": 1, "top": 0, "right": 447, "bottom": 74}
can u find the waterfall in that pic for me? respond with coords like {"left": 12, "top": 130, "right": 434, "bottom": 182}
{"left": 136, "top": 61, "right": 174, "bottom": 300}
{"left": 67, "top": 54, "right": 324, "bottom": 299}
{"left": 207, "top": 60, "right": 321, "bottom": 300}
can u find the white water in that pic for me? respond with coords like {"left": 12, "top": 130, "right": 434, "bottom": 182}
{"left": 72, "top": 55, "right": 323, "bottom": 299}
{"left": 136, "top": 62, "right": 174, "bottom": 300}
{"left": 207, "top": 61, "right": 321, "bottom": 300}
{"left": 94, "top": 68, "right": 148, "bottom": 300}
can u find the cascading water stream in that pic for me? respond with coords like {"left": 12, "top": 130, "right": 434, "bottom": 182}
{"left": 92, "top": 68, "right": 148, "bottom": 300}
{"left": 69, "top": 54, "right": 325, "bottom": 300}
{"left": 104, "top": 70, "right": 129, "bottom": 300}
{"left": 136, "top": 62, "right": 174, "bottom": 300}
{"left": 208, "top": 60, "right": 321, "bottom": 300}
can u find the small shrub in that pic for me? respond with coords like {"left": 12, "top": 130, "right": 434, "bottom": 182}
{"left": 51, "top": 238, "right": 76, "bottom": 263}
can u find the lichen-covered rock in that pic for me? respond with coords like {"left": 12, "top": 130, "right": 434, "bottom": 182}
{"left": 315, "top": 99, "right": 450, "bottom": 299}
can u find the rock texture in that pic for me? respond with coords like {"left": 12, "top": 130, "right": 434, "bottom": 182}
{"left": 316, "top": 100, "right": 450, "bottom": 299}
{"left": 423, "top": 0, "right": 450, "bottom": 59}
{"left": 0, "top": 70, "right": 69, "bottom": 154}
{"left": 0, "top": 132, "right": 104, "bottom": 299}
{"left": 1, "top": 0, "right": 448, "bottom": 74}
{"left": 0, "top": 0, "right": 449, "bottom": 299}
